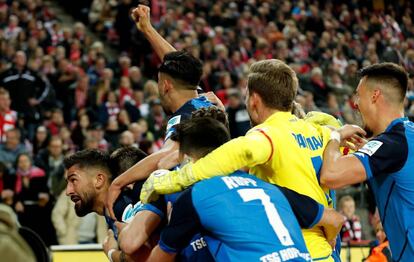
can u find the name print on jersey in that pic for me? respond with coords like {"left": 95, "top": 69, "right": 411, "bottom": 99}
{"left": 221, "top": 176, "right": 258, "bottom": 189}
{"left": 291, "top": 133, "right": 323, "bottom": 151}
{"left": 260, "top": 247, "right": 311, "bottom": 262}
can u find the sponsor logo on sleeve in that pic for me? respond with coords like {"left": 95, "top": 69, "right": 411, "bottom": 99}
{"left": 358, "top": 140, "right": 383, "bottom": 156}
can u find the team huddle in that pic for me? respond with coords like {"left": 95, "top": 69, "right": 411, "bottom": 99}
{"left": 63, "top": 5, "right": 414, "bottom": 262}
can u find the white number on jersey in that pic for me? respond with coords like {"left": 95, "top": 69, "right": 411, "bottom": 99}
{"left": 237, "top": 188, "right": 294, "bottom": 246}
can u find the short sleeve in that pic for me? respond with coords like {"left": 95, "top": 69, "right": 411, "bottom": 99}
{"left": 113, "top": 192, "right": 166, "bottom": 222}
{"left": 353, "top": 126, "right": 408, "bottom": 180}
{"left": 146, "top": 196, "right": 167, "bottom": 219}
{"left": 158, "top": 188, "right": 202, "bottom": 254}
{"left": 165, "top": 115, "right": 182, "bottom": 141}
{"left": 277, "top": 186, "right": 324, "bottom": 229}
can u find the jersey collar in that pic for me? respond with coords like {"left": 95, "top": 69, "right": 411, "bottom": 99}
{"left": 173, "top": 96, "right": 206, "bottom": 115}
{"left": 385, "top": 117, "right": 409, "bottom": 132}
{"left": 264, "top": 111, "right": 296, "bottom": 123}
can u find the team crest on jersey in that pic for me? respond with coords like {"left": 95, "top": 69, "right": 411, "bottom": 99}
{"left": 358, "top": 140, "right": 383, "bottom": 156}
{"left": 166, "top": 115, "right": 181, "bottom": 131}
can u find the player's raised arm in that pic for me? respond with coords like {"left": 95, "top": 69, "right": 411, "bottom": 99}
{"left": 131, "top": 4, "right": 176, "bottom": 60}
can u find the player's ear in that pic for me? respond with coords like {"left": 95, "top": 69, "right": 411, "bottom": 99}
{"left": 164, "top": 78, "right": 174, "bottom": 93}
{"left": 249, "top": 91, "right": 261, "bottom": 110}
{"left": 372, "top": 88, "right": 381, "bottom": 103}
{"left": 95, "top": 173, "right": 107, "bottom": 189}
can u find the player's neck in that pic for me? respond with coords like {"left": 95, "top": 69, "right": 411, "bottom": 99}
{"left": 94, "top": 191, "right": 107, "bottom": 216}
{"left": 258, "top": 107, "right": 281, "bottom": 124}
{"left": 373, "top": 108, "right": 404, "bottom": 136}
{"left": 170, "top": 90, "right": 198, "bottom": 113}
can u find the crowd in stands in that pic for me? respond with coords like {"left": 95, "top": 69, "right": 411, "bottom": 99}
{"left": 62, "top": 0, "right": 414, "bottom": 123}
{"left": 0, "top": 0, "right": 413, "bottom": 250}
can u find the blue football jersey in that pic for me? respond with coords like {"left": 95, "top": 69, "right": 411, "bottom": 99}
{"left": 159, "top": 192, "right": 215, "bottom": 262}
{"left": 162, "top": 96, "right": 215, "bottom": 261}
{"left": 354, "top": 117, "right": 414, "bottom": 261}
{"left": 164, "top": 96, "right": 212, "bottom": 141}
{"left": 159, "top": 171, "right": 321, "bottom": 262}
{"left": 104, "top": 181, "right": 165, "bottom": 238}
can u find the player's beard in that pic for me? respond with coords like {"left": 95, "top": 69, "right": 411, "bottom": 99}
{"left": 73, "top": 190, "right": 95, "bottom": 217}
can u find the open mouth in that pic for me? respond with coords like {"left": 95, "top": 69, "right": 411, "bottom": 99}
{"left": 70, "top": 195, "right": 81, "bottom": 205}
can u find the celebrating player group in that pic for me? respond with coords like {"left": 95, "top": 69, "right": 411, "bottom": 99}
{"left": 63, "top": 4, "right": 414, "bottom": 262}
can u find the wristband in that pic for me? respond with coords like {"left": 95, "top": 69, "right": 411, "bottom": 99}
{"left": 107, "top": 248, "right": 116, "bottom": 262}
{"left": 330, "top": 131, "right": 341, "bottom": 143}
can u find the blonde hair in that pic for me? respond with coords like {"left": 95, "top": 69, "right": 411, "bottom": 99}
{"left": 248, "top": 59, "right": 298, "bottom": 111}
{"left": 339, "top": 195, "right": 355, "bottom": 210}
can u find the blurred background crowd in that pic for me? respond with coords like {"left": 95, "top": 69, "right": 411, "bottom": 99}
{"left": 0, "top": 0, "right": 412, "bottom": 252}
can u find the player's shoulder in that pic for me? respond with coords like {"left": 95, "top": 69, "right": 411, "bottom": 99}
{"left": 368, "top": 121, "right": 407, "bottom": 152}
{"left": 247, "top": 121, "right": 278, "bottom": 139}
{"left": 167, "top": 97, "right": 213, "bottom": 128}
{"left": 177, "top": 96, "right": 212, "bottom": 115}
{"left": 376, "top": 117, "right": 412, "bottom": 142}
{"left": 190, "top": 96, "right": 213, "bottom": 107}
{"left": 355, "top": 120, "right": 409, "bottom": 170}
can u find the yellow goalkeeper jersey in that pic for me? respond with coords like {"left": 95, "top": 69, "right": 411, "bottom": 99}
{"left": 188, "top": 111, "right": 335, "bottom": 261}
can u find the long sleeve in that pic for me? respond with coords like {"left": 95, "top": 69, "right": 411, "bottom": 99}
{"left": 142, "top": 129, "right": 274, "bottom": 200}
{"left": 189, "top": 129, "right": 273, "bottom": 180}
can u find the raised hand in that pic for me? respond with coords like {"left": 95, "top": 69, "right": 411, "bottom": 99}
{"left": 131, "top": 4, "right": 152, "bottom": 32}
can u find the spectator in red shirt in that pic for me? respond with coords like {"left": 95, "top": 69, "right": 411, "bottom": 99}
{"left": 46, "top": 109, "right": 66, "bottom": 136}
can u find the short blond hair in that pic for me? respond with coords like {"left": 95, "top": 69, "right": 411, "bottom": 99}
{"left": 0, "top": 88, "right": 10, "bottom": 96}
{"left": 248, "top": 59, "right": 298, "bottom": 111}
{"left": 339, "top": 195, "right": 355, "bottom": 210}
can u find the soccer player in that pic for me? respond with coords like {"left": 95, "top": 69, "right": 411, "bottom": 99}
{"left": 116, "top": 107, "right": 342, "bottom": 262}
{"left": 141, "top": 59, "right": 339, "bottom": 261}
{"left": 105, "top": 5, "right": 217, "bottom": 218}
{"left": 64, "top": 147, "right": 161, "bottom": 262}
{"left": 146, "top": 117, "right": 344, "bottom": 262}
{"left": 116, "top": 107, "right": 231, "bottom": 262}
{"left": 320, "top": 62, "right": 414, "bottom": 261}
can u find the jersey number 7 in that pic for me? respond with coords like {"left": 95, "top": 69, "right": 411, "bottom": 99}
{"left": 238, "top": 188, "right": 294, "bottom": 246}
